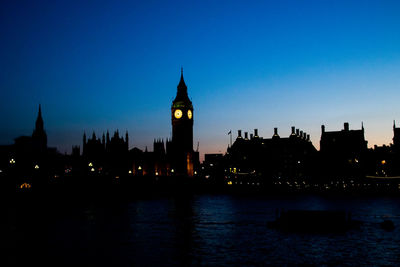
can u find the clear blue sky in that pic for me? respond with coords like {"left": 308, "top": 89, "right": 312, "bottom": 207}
{"left": 1, "top": 0, "right": 400, "bottom": 160}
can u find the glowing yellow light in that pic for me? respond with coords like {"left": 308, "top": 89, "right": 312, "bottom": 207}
{"left": 138, "top": 166, "right": 142, "bottom": 170}
{"left": 115, "top": 176, "right": 120, "bottom": 179}
{"left": 10, "top": 159, "right": 15, "bottom": 164}
{"left": 34, "top": 165, "right": 39, "bottom": 169}
{"left": 187, "top": 110, "right": 192, "bottom": 119}
{"left": 381, "top": 160, "right": 386, "bottom": 165}
{"left": 128, "top": 170, "right": 132, "bottom": 174}
{"left": 194, "top": 171, "right": 197, "bottom": 175}
{"left": 88, "top": 162, "right": 93, "bottom": 167}
{"left": 20, "top": 183, "right": 31, "bottom": 189}
{"left": 174, "top": 109, "right": 182, "bottom": 119}
{"left": 155, "top": 172, "right": 159, "bottom": 176}
{"left": 90, "top": 168, "right": 95, "bottom": 172}
{"left": 171, "top": 169, "right": 174, "bottom": 173}
{"left": 227, "top": 181, "right": 233, "bottom": 185}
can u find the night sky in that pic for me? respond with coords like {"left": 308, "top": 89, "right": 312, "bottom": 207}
{"left": 1, "top": 0, "right": 400, "bottom": 161}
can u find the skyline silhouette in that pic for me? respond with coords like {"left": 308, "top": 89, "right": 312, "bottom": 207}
{"left": 3, "top": 2, "right": 400, "bottom": 266}
{"left": 1, "top": 1, "right": 400, "bottom": 161}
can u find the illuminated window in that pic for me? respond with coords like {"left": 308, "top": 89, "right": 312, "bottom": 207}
{"left": 90, "top": 168, "right": 95, "bottom": 172}
{"left": 171, "top": 169, "right": 174, "bottom": 173}
{"left": 88, "top": 162, "right": 93, "bottom": 167}
{"left": 34, "top": 165, "right": 39, "bottom": 169}
{"left": 138, "top": 166, "right": 142, "bottom": 170}
{"left": 128, "top": 170, "right": 132, "bottom": 174}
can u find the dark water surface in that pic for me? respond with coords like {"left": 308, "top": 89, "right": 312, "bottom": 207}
{"left": 3, "top": 194, "right": 400, "bottom": 266}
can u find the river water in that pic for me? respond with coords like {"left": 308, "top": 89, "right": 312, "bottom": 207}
{"left": 4, "top": 193, "right": 400, "bottom": 266}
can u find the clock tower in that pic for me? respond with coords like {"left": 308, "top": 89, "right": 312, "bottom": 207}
{"left": 171, "top": 68, "right": 194, "bottom": 176}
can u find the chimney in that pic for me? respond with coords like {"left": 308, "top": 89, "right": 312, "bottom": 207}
{"left": 254, "top": 129, "right": 258, "bottom": 137}
{"left": 238, "top": 130, "right": 242, "bottom": 138}
{"left": 300, "top": 131, "right": 303, "bottom": 139}
{"left": 296, "top": 129, "right": 300, "bottom": 136}
{"left": 250, "top": 134, "right": 254, "bottom": 139}
{"left": 344, "top": 122, "right": 349, "bottom": 131}
{"left": 321, "top": 125, "right": 325, "bottom": 133}
{"left": 307, "top": 134, "right": 310, "bottom": 141}
{"left": 303, "top": 132, "right": 306, "bottom": 139}
{"left": 291, "top": 126, "right": 295, "bottom": 135}
{"left": 244, "top": 132, "right": 249, "bottom": 140}
{"left": 274, "top": 128, "right": 278, "bottom": 136}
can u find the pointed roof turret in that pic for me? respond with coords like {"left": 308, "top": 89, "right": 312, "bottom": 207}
{"left": 35, "top": 104, "right": 44, "bottom": 131}
{"left": 172, "top": 68, "right": 192, "bottom": 108}
{"left": 32, "top": 104, "right": 47, "bottom": 151}
{"left": 178, "top": 67, "right": 187, "bottom": 91}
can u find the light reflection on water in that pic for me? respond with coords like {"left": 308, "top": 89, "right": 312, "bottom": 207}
{"left": 4, "top": 194, "right": 400, "bottom": 266}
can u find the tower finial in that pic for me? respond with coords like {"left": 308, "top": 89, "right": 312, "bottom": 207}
{"left": 181, "top": 66, "right": 183, "bottom": 76}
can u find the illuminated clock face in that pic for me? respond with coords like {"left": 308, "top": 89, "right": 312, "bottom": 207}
{"left": 187, "top": 110, "right": 192, "bottom": 119}
{"left": 174, "top": 109, "right": 182, "bottom": 119}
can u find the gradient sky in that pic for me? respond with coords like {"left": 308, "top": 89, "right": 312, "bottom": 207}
{"left": 1, "top": 0, "right": 400, "bottom": 161}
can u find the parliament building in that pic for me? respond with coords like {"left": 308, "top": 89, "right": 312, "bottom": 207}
{"left": 78, "top": 70, "right": 199, "bottom": 178}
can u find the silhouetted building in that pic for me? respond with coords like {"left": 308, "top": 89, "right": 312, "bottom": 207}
{"left": 393, "top": 120, "right": 400, "bottom": 151}
{"left": 226, "top": 127, "right": 317, "bottom": 182}
{"left": 201, "top": 153, "right": 225, "bottom": 183}
{"left": 82, "top": 130, "right": 129, "bottom": 176}
{"left": 320, "top": 122, "right": 368, "bottom": 178}
{"left": 170, "top": 69, "right": 199, "bottom": 176}
{"left": 0, "top": 105, "right": 64, "bottom": 191}
{"left": 366, "top": 121, "right": 400, "bottom": 177}
{"left": 76, "top": 70, "right": 199, "bottom": 178}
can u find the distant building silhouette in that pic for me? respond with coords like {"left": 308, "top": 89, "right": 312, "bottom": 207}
{"left": 319, "top": 122, "right": 368, "bottom": 178}
{"left": 82, "top": 130, "right": 129, "bottom": 176}
{"left": 77, "top": 70, "right": 199, "bottom": 178}
{"left": 393, "top": 120, "right": 400, "bottom": 151}
{"left": 226, "top": 127, "right": 317, "bottom": 181}
{"left": 0, "top": 105, "right": 62, "bottom": 190}
{"left": 169, "top": 69, "right": 198, "bottom": 176}
{"left": 367, "top": 121, "right": 400, "bottom": 177}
